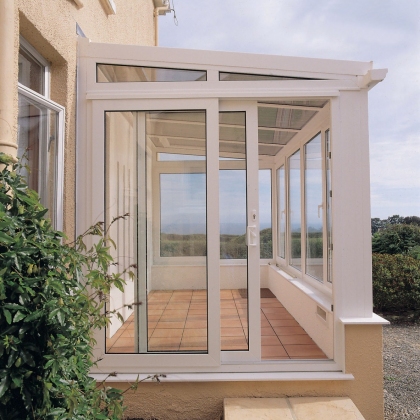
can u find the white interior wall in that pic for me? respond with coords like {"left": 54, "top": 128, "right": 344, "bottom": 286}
{"left": 106, "top": 112, "right": 136, "bottom": 337}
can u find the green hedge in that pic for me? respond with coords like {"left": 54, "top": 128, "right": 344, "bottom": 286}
{"left": 372, "top": 253, "right": 420, "bottom": 312}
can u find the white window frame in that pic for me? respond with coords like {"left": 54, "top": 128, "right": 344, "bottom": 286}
{"left": 77, "top": 38, "right": 388, "bottom": 378}
{"left": 17, "top": 38, "right": 64, "bottom": 231}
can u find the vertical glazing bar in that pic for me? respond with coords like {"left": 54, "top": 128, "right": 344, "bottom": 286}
{"left": 137, "top": 112, "right": 147, "bottom": 353}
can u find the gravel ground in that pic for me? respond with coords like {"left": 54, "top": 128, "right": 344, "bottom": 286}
{"left": 383, "top": 322, "right": 420, "bottom": 419}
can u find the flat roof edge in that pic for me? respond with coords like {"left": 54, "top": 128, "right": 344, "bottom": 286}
{"left": 79, "top": 39, "right": 374, "bottom": 77}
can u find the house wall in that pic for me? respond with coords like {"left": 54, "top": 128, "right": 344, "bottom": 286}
{"left": 111, "top": 324, "right": 384, "bottom": 420}
{"left": 12, "top": 0, "right": 156, "bottom": 238}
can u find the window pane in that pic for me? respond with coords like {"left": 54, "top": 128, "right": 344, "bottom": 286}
{"left": 160, "top": 173, "right": 207, "bottom": 257}
{"left": 326, "top": 130, "right": 333, "bottom": 283}
{"left": 17, "top": 93, "right": 58, "bottom": 225}
{"left": 219, "top": 112, "right": 248, "bottom": 351}
{"left": 259, "top": 169, "right": 272, "bottom": 259}
{"left": 220, "top": 72, "right": 319, "bottom": 81}
{"left": 305, "top": 133, "right": 324, "bottom": 281}
{"left": 97, "top": 64, "right": 207, "bottom": 82}
{"left": 18, "top": 48, "right": 45, "bottom": 95}
{"left": 277, "top": 166, "right": 286, "bottom": 259}
{"left": 289, "top": 150, "right": 301, "bottom": 270}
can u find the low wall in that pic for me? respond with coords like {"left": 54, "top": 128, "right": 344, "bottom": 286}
{"left": 111, "top": 325, "right": 384, "bottom": 420}
{"left": 268, "top": 266, "right": 334, "bottom": 358}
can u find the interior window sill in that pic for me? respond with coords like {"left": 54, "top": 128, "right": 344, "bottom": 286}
{"left": 269, "top": 265, "right": 333, "bottom": 313}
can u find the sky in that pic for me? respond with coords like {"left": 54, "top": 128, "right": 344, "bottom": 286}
{"left": 159, "top": 0, "right": 420, "bottom": 219}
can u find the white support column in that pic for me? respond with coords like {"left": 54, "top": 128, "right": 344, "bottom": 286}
{"left": 0, "top": 0, "right": 17, "bottom": 159}
{"left": 331, "top": 90, "right": 373, "bottom": 320}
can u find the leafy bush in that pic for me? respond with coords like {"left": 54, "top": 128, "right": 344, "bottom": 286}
{"left": 372, "top": 223, "right": 420, "bottom": 257}
{"left": 0, "top": 153, "right": 133, "bottom": 419}
{"left": 372, "top": 253, "right": 420, "bottom": 313}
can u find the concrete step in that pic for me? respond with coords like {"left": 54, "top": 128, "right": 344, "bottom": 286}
{"left": 224, "top": 397, "right": 365, "bottom": 420}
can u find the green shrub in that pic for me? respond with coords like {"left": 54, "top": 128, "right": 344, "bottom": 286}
{"left": 0, "top": 153, "right": 133, "bottom": 419}
{"left": 372, "top": 253, "right": 420, "bottom": 313}
{"left": 372, "top": 223, "right": 420, "bottom": 257}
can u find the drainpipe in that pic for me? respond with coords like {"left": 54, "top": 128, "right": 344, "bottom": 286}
{"left": 153, "top": 0, "right": 170, "bottom": 46}
{"left": 0, "top": 0, "right": 17, "bottom": 159}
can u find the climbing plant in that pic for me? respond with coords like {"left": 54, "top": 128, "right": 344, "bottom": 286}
{"left": 0, "top": 152, "right": 136, "bottom": 419}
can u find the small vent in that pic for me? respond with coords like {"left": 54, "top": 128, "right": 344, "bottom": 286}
{"left": 316, "top": 306, "right": 327, "bottom": 322}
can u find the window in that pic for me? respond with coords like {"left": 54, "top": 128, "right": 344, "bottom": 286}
{"left": 304, "top": 133, "right": 324, "bottom": 281}
{"left": 277, "top": 166, "right": 286, "bottom": 259}
{"left": 17, "top": 38, "right": 64, "bottom": 229}
{"left": 289, "top": 150, "right": 301, "bottom": 270}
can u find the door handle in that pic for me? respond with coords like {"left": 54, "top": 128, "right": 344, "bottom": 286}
{"left": 247, "top": 225, "right": 257, "bottom": 247}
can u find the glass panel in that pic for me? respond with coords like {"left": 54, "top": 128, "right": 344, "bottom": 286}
{"left": 147, "top": 111, "right": 207, "bottom": 353}
{"left": 219, "top": 112, "right": 248, "bottom": 351}
{"left": 326, "top": 130, "right": 333, "bottom": 283}
{"left": 160, "top": 173, "right": 206, "bottom": 257}
{"left": 259, "top": 169, "right": 272, "bottom": 259}
{"left": 277, "top": 166, "right": 286, "bottom": 259}
{"left": 105, "top": 112, "right": 137, "bottom": 354}
{"left": 18, "top": 48, "right": 45, "bottom": 95}
{"left": 289, "top": 150, "right": 301, "bottom": 270}
{"left": 17, "top": 93, "right": 58, "bottom": 226}
{"left": 97, "top": 64, "right": 207, "bottom": 82}
{"left": 305, "top": 133, "right": 324, "bottom": 281}
{"left": 105, "top": 110, "right": 208, "bottom": 354}
{"left": 158, "top": 153, "right": 205, "bottom": 161}
{"left": 220, "top": 72, "right": 319, "bottom": 81}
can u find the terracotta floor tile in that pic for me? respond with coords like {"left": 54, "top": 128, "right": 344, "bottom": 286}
{"left": 283, "top": 344, "right": 326, "bottom": 358}
{"left": 160, "top": 309, "right": 188, "bottom": 317}
{"left": 151, "top": 328, "right": 184, "bottom": 338}
{"left": 182, "top": 328, "right": 207, "bottom": 338}
{"left": 261, "top": 345, "right": 288, "bottom": 358}
{"left": 222, "top": 337, "right": 248, "bottom": 350}
{"left": 261, "top": 326, "right": 276, "bottom": 336}
{"left": 120, "top": 329, "right": 135, "bottom": 338}
{"left": 279, "top": 335, "right": 315, "bottom": 345}
{"left": 262, "top": 335, "right": 283, "bottom": 346}
{"left": 221, "top": 318, "right": 242, "bottom": 328}
{"left": 180, "top": 336, "right": 207, "bottom": 347}
{"left": 221, "top": 308, "right": 239, "bottom": 315}
{"left": 186, "top": 314, "right": 207, "bottom": 321}
{"left": 262, "top": 307, "right": 289, "bottom": 314}
{"left": 185, "top": 320, "right": 207, "bottom": 329}
{"left": 188, "top": 309, "right": 207, "bottom": 315}
{"left": 148, "top": 337, "right": 181, "bottom": 347}
{"left": 221, "top": 327, "right": 246, "bottom": 337}
{"left": 268, "top": 319, "right": 300, "bottom": 327}
{"left": 273, "top": 326, "right": 306, "bottom": 336}
{"left": 147, "top": 315, "right": 161, "bottom": 322}
{"left": 189, "top": 303, "right": 207, "bottom": 310}
{"left": 148, "top": 309, "right": 164, "bottom": 316}
{"left": 112, "top": 336, "right": 135, "bottom": 346}
{"left": 155, "top": 321, "right": 185, "bottom": 329}
{"left": 266, "top": 312, "right": 295, "bottom": 320}
{"left": 164, "top": 303, "right": 190, "bottom": 310}
{"left": 148, "top": 321, "right": 158, "bottom": 329}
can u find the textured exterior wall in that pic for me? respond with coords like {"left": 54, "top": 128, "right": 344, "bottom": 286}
{"left": 110, "top": 325, "right": 384, "bottom": 420}
{"left": 14, "top": 0, "right": 156, "bottom": 238}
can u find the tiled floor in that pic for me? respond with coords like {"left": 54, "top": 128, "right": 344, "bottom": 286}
{"left": 106, "top": 289, "right": 327, "bottom": 360}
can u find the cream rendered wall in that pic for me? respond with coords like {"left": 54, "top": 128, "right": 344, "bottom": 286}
{"left": 14, "top": 0, "right": 156, "bottom": 238}
{"left": 111, "top": 325, "right": 384, "bottom": 420}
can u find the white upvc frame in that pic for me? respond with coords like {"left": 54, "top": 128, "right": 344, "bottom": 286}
{"left": 219, "top": 100, "right": 261, "bottom": 363}
{"left": 88, "top": 98, "right": 220, "bottom": 371}
{"left": 19, "top": 36, "right": 51, "bottom": 98}
{"left": 17, "top": 83, "right": 65, "bottom": 231}
{"left": 77, "top": 38, "right": 389, "bottom": 376}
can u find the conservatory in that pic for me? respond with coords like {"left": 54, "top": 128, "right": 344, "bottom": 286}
{"left": 76, "top": 38, "right": 388, "bottom": 377}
